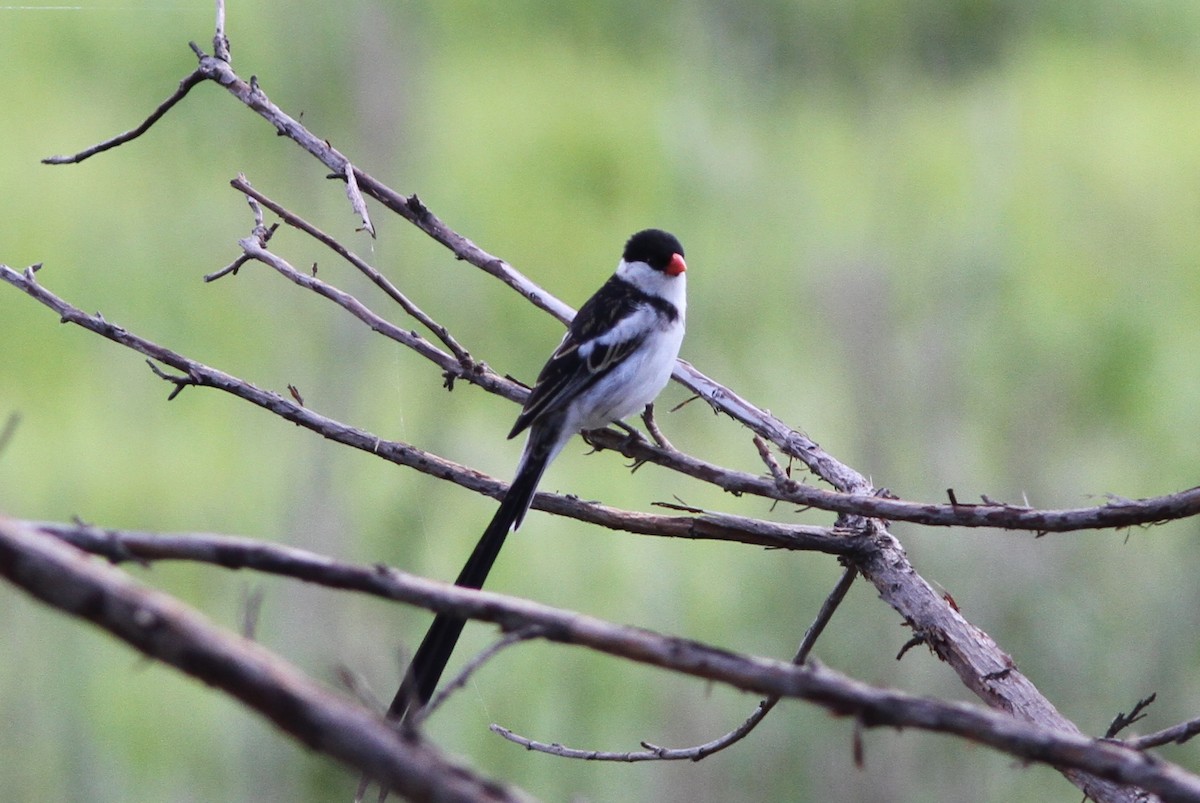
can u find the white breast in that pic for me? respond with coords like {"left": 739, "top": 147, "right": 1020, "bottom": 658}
{"left": 571, "top": 312, "right": 685, "bottom": 430}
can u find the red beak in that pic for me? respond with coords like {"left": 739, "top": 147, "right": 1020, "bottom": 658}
{"left": 666, "top": 253, "right": 687, "bottom": 276}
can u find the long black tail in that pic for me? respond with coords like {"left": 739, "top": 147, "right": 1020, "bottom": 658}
{"left": 387, "top": 447, "right": 550, "bottom": 723}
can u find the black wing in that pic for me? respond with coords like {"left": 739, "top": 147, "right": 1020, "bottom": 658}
{"left": 508, "top": 275, "right": 647, "bottom": 439}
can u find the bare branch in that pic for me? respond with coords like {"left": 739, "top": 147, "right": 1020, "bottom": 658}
{"left": 239, "top": 584, "right": 265, "bottom": 640}
{"left": 752, "top": 434, "right": 790, "bottom": 488}
{"left": 42, "top": 69, "right": 208, "bottom": 165}
{"left": 0, "top": 268, "right": 852, "bottom": 557}
{"left": 14, "top": 18, "right": 1200, "bottom": 800}
{"left": 176, "top": 43, "right": 577, "bottom": 323}
{"left": 499, "top": 565, "right": 860, "bottom": 763}
{"left": 0, "top": 518, "right": 518, "bottom": 802}
{"left": 6, "top": 518, "right": 1195, "bottom": 799}
{"left": 489, "top": 727, "right": 654, "bottom": 762}
{"left": 228, "top": 175, "right": 472, "bottom": 363}
{"left": 1126, "top": 717, "right": 1200, "bottom": 751}
{"left": 232, "top": 234, "right": 484, "bottom": 388}
{"left": 341, "top": 160, "right": 376, "bottom": 237}
{"left": 412, "top": 628, "right": 544, "bottom": 727}
{"left": 31, "top": 518, "right": 850, "bottom": 616}
{"left": 581, "top": 424, "right": 1200, "bottom": 533}
{"left": 649, "top": 565, "right": 859, "bottom": 760}
{"left": 640, "top": 403, "right": 676, "bottom": 451}
{"left": 212, "top": 0, "right": 230, "bottom": 63}
{"left": 32, "top": 41, "right": 1200, "bottom": 533}
{"left": 1108, "top": 695, "right": 1159, "bottom": 739}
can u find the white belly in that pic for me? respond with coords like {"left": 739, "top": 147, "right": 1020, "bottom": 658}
{"left": 571, "top": 322, "right": 684, "bottom": 431}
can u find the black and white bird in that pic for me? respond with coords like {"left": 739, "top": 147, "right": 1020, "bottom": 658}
{"left": 389, "top": 228, "right": 687, "bottom": 722}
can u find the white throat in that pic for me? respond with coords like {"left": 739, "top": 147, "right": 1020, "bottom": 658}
{"left": 616, "top": 258, "right": 687, "bottom": 321}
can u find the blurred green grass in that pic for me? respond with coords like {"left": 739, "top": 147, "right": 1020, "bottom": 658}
{"left": 3, "top": 2, "right": 1200, "bottom": 801}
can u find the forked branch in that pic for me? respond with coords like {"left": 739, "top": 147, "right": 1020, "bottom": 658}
{"left": 5, "top": 3, "right": 1199, "bottom": 801}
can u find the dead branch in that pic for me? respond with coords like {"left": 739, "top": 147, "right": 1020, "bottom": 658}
{"left": 1126, "top": 718, "right": 1200, "bottom": 751}
{"left": 5, "top": 517, "right": 1198, "bottom": 800}
{"left": 229, "top": 175, "right": 471, "bottom": 362}
{"left": 5, "top": 246, "right": 1195, "bottom": 539}
{"left": 0, "top": 263, "right": 855, "bottom": 557}
{"left": 34, "top": 28, "right": 1200, "bottom": 533}
{"left": 494, "top": 565, "right": 859, "bottom": 762}
{"left": 0, "top": 518, "right": 518, "bottom": 803}
{"left": 6, "top": 4, "right": 1200, "bottom": 801}
{"left": 412, "top": 628, "right": 545, "bottom": 727}
{"left": 41, "top": 70, "right": 208, "bottom": 165}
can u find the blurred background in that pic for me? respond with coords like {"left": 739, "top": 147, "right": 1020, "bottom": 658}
{"left": 3, "top": 1, "right": 1200, "bottom": 800}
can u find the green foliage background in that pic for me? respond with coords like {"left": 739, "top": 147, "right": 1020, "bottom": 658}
{"left": 3, "top": 2, "right": 1200, "bottom": 800}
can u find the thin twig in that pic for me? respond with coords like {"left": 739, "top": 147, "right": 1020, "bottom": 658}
{"left": 337, "top": 665, "right": 386, "bottom": 715}
{"left": 1106, "top": 694, "right": 1158, "bottom": 739}
{"left": 641, "top": 404, "right": 676, "bottom": 451}
{"left": 1125, "top": 716, "right": 1200, "bottom": 750}
{"left": 240, "top": 584, "right": 265, "bottom": 640}
{"left": 409, "top": 628, "right": 544, "bottom": 728}
{"left": 34, "top": 40, "right": 1200, "bottom": 533}
{"left": 144, "top": 359, "right": 195, "bottom": 401}
{"left": 234, "top": 238, "right": 514, "bottom": 404}
{"left": 204, "top": 204, "right": 278, "bottom": 282}
{"left": 203, "top": 252, "right": 255, "bottom": 283}
{"left": 493, "top": 566, "right": 859, "bottom": 762}
{"left": 341, "top": 161, "right": 376, "bottom": 238}
{"left": 212, "top": 0, "right": 230, "bottom": 62}
{"left": 796, "top": 565, "right": 859, "bottom": 664}
{"left": 640, "top": 566, "right": 858, "bottom": 760}
{"left": 228, "top": 176, "right": 472, "bottom": 363}
{"left": 42, "top": 70, "right": 207, "bottom": 165}
{"left": 753, "top": 435, "right": 790, "bottom": 487}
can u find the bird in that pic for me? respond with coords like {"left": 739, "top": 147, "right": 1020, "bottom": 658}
{"left": 387, "top": 228, "right": 688, "bottom": 724}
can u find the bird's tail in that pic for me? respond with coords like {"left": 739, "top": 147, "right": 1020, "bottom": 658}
{"left": 387, "top": 442, "right": 552, "bottom": 722}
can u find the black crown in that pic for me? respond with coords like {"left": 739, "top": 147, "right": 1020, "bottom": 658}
{"left": 623, "top": 229, "right": 684, "bottom": 271}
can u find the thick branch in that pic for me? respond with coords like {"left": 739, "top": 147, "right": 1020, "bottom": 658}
{"left": 22, "top": 25, "right": 1200, "bottom": 801}
{"left": 3, "top": 518, "right": 1196, "bottom": 800}
{"left": 0, "top": 263, "right": 853, "bottom": 557}
{"left": 0, "top": 518, "right": 517, "bottom": 803}
{"left": 26, "top": 518, "right": 846, "bottom": 600}
{"left": 0, "top": 274, "right": 1156, "bottom": 802}
{"left": 583, "top": 427, "right": 1200, "bottom": 533}
{"left": 35, "top": 47, "right": 1200, "bottom": 534}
